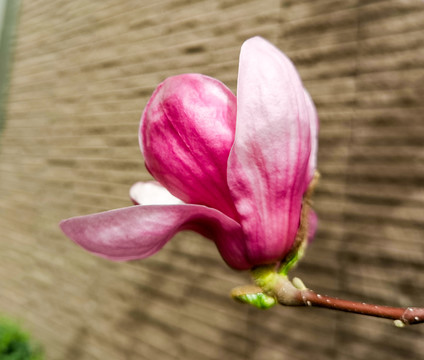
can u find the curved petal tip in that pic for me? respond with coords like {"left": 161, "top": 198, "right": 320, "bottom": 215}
{"left": 60, "top": 204, "right": 252, "bottom": 270}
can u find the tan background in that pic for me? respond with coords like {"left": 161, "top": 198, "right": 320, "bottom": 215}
{"left": 1, "top": 0, "right": 424, "bottom": 359}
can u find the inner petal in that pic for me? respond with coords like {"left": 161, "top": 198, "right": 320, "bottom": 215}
{"left": 140, "top": 74, "right": 239, "bottom": 220}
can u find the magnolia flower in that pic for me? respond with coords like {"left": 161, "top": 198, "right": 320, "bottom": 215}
{"left": 60, "top": 37, "right": 319, "bottom": 271}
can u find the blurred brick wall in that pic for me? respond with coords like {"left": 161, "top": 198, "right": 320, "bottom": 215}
{"left": 0, "top": 1, "right": 423, "bottom": 359}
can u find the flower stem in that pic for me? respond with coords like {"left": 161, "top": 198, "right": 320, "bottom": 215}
{"left": 291, "top": 289, "right": 424, "bottom": 325}
{"left": 248, "top": 266, "right": 424, "bottom": 326}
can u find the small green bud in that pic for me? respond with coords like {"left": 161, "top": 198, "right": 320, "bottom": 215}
{"left": 292, "top": 277, "right": 307, "bottom": 290}
{"left": 231, "top": 285, "right": 276, "bottom": 309}
{"left": 394, "top": 320, "right": 406, "bottom": 328}
{"left": 235, "top": 292, "right": 276, "bottom": 309}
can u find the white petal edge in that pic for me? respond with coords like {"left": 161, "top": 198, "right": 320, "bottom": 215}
{"left": 130, "top": 181, "right": 184, "bottom": 205}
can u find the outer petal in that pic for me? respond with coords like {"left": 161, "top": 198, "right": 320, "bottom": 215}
{"left": 60, "top": 205, "right": 251, "bottom": 270}
{"left": 140, "top": 74, "right": 239, "bottom": 220}
{"left": 130, "top": 181, "right": 183, "bottom": 205}
{"left": 304, "top": 90, "right": 319, "bottom": 184}
{"left": 227, "top": 37, "right": 311, "bottom": 265}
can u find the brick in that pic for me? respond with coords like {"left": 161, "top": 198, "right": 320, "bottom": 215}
{"left": 1, "top": 1, "right": 424, "bottom": 359}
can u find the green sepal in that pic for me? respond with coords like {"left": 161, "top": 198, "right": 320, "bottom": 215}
{"left": 234, "top": 292, "right": 276, "bottom": 309}
{"left": 278, "top": 245, "right": 305, "bottom": 276}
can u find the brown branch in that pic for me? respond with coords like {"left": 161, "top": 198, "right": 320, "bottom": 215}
{"left": 287, "top": 288, "right": 424, "bottom": 325}
{"left": 249, "top": 266, "right": 424, "bottom": 325}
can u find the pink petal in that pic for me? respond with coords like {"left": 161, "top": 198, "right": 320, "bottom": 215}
{"left": 60, "top": 205, "right": 251, "bottom": 270}
{"left": 307, "top": 210, "right": 318, "bottom": 243}
{"left": 227, "top": 37, "right": 312, "bottom": 265}
{"left": 130, "top": 181, "right": 183, "bottom": 205}
{"left": 304, "top": 90, "right": 319, "bottom": 184}
{"left": 140, "top": 74, "right": 239, "bottom": 220}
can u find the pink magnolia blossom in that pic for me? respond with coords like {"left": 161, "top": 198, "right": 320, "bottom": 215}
{"left": 60, "top": 37, "right": 319, "bottom": 271}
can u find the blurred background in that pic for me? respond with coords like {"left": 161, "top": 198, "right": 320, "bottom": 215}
{"left": 0, "top": 0, "right": 423, "bottom": 359}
